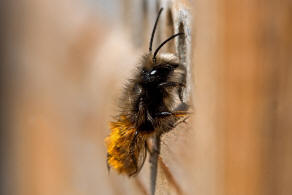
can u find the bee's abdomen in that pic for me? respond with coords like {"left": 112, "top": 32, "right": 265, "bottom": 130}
{"left": 105, "top": 117, "right": 137, "bottom": 175}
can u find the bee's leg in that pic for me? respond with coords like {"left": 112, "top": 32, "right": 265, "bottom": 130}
{"left": 158, "top": 81, "right": 185, "bottom": 89}
{"left": 155, "top": 110, "right": 190, "bottom": 118}
{"left": 178, "top": 86, "right": 184, "bottom": 102}
{"left": 155, "top": 111, "right": 172, "bottom": 117}
{"left": 172, "top": 110, "right": 191, "bottom": 116}
{"left": 173, "top": 115, "right": 190, "bottom": 127}
{"left": 146, "top": 139, "right": 152, "bottom": 154}
{"left": 106, "top": 153, "right": 111, "bottom": 172}
{"left": 129, "top": 130, "right": 139, "bottom": 176}
{"left": 158, "top": 81, "right": 185, "bottom": 103}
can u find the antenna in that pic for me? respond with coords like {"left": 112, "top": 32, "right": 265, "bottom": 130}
{"left": 149, "top": 8, "right": 163, "bottom": 53}
{"left": 153, "top": 32, "right": 184, "bottom": 62}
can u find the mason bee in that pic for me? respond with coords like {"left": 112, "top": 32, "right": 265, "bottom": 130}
{"left": 105, "top": 8, "right": 189, "bottom": 177}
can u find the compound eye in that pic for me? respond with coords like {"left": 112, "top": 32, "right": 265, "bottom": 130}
{"left": 150, "top": 70, "right": 157, "bottom": 75}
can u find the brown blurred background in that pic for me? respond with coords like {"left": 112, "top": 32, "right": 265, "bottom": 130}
{"left": 1, "top": 0, "right": 292, "bottom": 195}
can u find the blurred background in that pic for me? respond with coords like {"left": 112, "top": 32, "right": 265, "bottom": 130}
{"left": 0, "top": 0, "right": 291, "bottom": 195}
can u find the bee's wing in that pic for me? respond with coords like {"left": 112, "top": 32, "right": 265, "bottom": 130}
{"left": 135, "top": 140, "right": 147, "bottom": 174}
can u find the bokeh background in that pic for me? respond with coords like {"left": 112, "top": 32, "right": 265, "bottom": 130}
{"left": 1, "top": 0, "right": 292, "bottom": 195}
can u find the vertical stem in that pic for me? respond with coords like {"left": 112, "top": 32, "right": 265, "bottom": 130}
{"left": 150, "top": 135, "right": 161, "bottom": 195}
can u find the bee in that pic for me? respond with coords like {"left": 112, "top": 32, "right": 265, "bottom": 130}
{"left": 105, "top": 8, "right": 189, "bottom": 177}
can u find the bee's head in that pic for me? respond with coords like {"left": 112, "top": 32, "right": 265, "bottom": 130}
{"left": 140, "top": 53, "right": 179, "bottom": 84}
{"left": 140, "top": 8, "right": 185, "bottom": 85}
